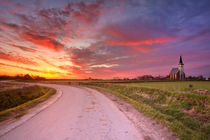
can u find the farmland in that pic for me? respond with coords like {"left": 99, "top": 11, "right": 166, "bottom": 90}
{"left": 82, "top": 81, "right": 210, "bottom": 140}
{"left": 121, "top": 81, "right": 210, "bottom": 91}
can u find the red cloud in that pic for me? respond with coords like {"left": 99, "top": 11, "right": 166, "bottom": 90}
{"left": 133, "top": 46, "right": 152, "bottom": 53}
{"left": 12, "top": 4, "right": 23, "bottom": 13}
{"left": 103, "top": 25, "right": 172, "bottom": 53}
{"left": 105, "top": 27, "right": 128, "bottom": 40}
{"left": 105, "top": 38, "right": 170, "bottom": 53}
{"left": 71, "top": 1, "right": 103, "bottom": 24}
{"left": 72, "top": 12, "right": 93, "bottom": 23}
{"left": 0, "top": 22, "right": 19, "bottom": 30}
{"left": 98, "top": 69, "right": 118, "bottom": 73}
{"left": 20, "top": 33, "right": 64, "bottom": 52}
{"left": 107, "top": 38, "right": 170, "bottom": 46}
{"left": 1, "top": 0, "right": 9, "bottom": 5}
{"left": 0, "top": 51, "right": 38, "bottom": 65}
{"left": 39, "top": 8, "right": 70, "bottom": 17}
{"left": 10, "top": 44, "right": 36, "bottom": 52}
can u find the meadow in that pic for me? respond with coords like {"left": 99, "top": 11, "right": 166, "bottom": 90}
{"left": 0, "top": 85, "right": 56, "bottom": 121}
{"left": 82, "top": 81, "right": 210, "bottom": 140}
{"left": 0, "top": 82, "right": 28, "bottom": 91}
{"left": 121, "top": 81, "right": 210, "bottom": 91}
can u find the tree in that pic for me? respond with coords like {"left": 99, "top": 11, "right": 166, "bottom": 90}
{"left": 23, "top": 74, "right": 32, "bottom": 80}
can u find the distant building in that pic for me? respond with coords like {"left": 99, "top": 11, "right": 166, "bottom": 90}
{"left": 169, "top": 56, "right": 185, "bottom": 80}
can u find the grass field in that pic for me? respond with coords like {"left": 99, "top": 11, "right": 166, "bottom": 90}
{"left": 82, "top": 81, "right": 210, "bottom": 140}
{"left": 0, "top": 82, "right": 28, "bottom": 91}
{"left": 122, "top": 81, "right": 210, "bottom": 91}
{"left": 0, "top": 85, "right": 56, "bottom": 121}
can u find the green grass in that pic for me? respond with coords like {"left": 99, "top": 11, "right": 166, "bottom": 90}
{"left": 0, "top": 85, "right": 56, "bottom": 121}
{"left": 122, "top": 81, "right": 210, "bottom": 91}
{"left": 82, "top": 82, "right": 210, "bottom": 140}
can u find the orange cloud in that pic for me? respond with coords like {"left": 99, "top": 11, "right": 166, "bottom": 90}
{"left": 37, "top": 56, "right": 57, "bottom": 68}
{"left": 59, "top": 65, "right": 83, "bottom": 74}
{"left": 0, "top": 62, "right": 41, "bottom": 73}
{"left": 0, "top": 51, "right": 37, "bottom": 65}
{"left": 0, "top": 62, "right": 66, "bottom": 78}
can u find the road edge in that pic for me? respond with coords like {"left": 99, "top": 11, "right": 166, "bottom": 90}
{"left": 83, "top": 86, "right": 178, "bottom": 140}
{"left": 0, "top": 88, "right": 62, "bottom": 137}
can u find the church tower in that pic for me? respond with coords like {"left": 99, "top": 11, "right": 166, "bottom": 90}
{"left": 178, "top": 56, "right": 184, "bottom": 80}
{"left": 169, "top": 56, "right": 185, "bottom": 80}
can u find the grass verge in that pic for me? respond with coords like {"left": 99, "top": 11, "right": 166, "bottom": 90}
{"left": 82, "top": 83, "right": 209, "bottom": 140}
{"left": 0, "top": 85, "right": 56, "bottom": 121}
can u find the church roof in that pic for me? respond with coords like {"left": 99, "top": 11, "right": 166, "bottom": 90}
{"left": 179, "top": 56, "right": 184, "bottom": 65}
{"left": 170, "top": 68, "right": 178, "bottom": 74}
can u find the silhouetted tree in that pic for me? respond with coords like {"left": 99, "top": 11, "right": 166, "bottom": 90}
{"left": 23, "top": 74, "right": 32, "bottom": 80}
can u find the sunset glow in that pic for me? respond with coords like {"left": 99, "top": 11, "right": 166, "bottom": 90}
{"left": 0, "top": 0, "right": 210, "bottom": 79}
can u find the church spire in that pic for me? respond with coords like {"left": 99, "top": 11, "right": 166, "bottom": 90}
{"left": 179, "top": 56, "right": 184, "bottom": 65}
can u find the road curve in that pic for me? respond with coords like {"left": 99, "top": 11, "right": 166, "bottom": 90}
{"left": 0, "top": 84, "right": 143, "bottom": 140}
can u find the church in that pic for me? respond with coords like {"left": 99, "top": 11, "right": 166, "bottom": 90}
{"left": 169, "top": 56, "right": 185, "bottom": 80}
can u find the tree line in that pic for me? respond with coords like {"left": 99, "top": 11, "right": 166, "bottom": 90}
{"left": 0, "top": 74, "right": 46, "bottom": 80}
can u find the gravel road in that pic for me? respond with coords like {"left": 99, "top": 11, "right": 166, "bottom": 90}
{"left": 0, "top": 84, "right": 144, "bottom": 140}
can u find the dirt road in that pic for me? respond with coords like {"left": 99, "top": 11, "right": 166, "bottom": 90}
{"left": 0, "top": 84, "right": 144, "bottom": 140}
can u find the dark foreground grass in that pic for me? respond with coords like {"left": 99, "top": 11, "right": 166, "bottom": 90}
{"left": 0, "top": 85, "right": 56, "bottom": 121}
{"left": 82, "top": 83, "right": 210, "bottom": 140}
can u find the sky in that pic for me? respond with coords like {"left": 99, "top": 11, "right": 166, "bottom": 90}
{"left": 0, "top": 0, "right": 210, "bottom": 79}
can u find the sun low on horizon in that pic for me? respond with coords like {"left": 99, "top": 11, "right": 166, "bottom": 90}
{"left": 0, "top": 0, "right": 210, "bottom": 79}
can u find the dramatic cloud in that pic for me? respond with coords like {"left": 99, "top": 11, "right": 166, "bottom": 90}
{"left": 0, "top": 22, "right": 19, "bottom": 30}
{"left": 0, "top": 62, "right": 63, "bottom": 75}
{"left": 20, "top": 32, "right": 64, "bottom": 52}
{"left": 71, "top": 0, "right": 104, "bottom": 24}
{"left": 10, "top": 44, "right": 36, "bottom": 52}
{"left": 0, "top": 50, "right": 37, "bottom": 65}
{"left": 37, "top": 56, "right": 58, "bottom": 68}
{"left": 0, "top": 0, "right": 209, "bottom": 78}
